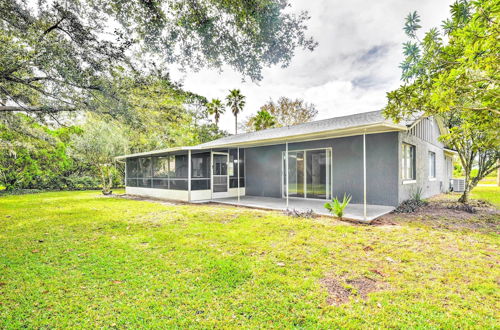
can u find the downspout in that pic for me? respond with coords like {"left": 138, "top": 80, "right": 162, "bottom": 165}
{"left": 210, "top": 149, "right": 213, "bottom": 200}
{"left": 237, "top": 147, "right": 240, "bottom": 203}
{"left": 363, "top": 132, "right": 367, "bottom": 220}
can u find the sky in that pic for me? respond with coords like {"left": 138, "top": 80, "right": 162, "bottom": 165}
{"left": 171, "top": 0, "right": 453, "bottom": 133}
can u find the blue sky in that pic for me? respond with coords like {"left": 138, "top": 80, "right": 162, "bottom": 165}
{"left": 171, "top": 0, "right": 453, "bottom": 133}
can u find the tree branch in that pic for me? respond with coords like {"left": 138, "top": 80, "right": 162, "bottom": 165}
{"left": 0, "top": 106, "right": 77, "bottom": 113}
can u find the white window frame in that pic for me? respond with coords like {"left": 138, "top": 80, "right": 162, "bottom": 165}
{"left": 402, "top": 143, "right": 416, "bottom": 184}
{"left": 428, "top": 151, "right": 436, "bottom": 180}
{"left": 281, "top": 147, "right": 332, "bottom": 200}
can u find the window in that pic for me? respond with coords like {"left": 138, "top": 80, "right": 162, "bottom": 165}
{"left": 402, "top": 143, "right": 416, "bottom": 181}
{"left": 428, "top": 151, "right": 436, "bottom": 179}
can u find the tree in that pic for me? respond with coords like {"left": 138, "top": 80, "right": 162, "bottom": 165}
{"left": 264, "top": 97, "right": 318, "bottom": 127}
{"left": 384, "top": 0, "right": 499, "bottom": 203}
{"left": 252, "top": 110, "right": 277, "bottom": 131}
{"left": 226, "top": 89, "right": 246, "bottom": 134}
{"left": 70, "top": 115, "right": 128, "bottom": 195}
{"left": 1, "top": 0, "right": 316, "bottom": 117}
{"left": 242, "top": 97, "right": 318, "bottom": 132}
{"left": 0, "top": 114, "right": 73, "bottom": 191}
{"left": 206, "top": 99, "right": 225, "bottom": 126}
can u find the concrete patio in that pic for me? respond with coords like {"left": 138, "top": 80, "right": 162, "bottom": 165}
{"left": 207, "top": 196, "right": 394, "bottom": 222}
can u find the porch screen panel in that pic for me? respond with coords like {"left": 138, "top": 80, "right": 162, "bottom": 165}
{"left": 137, "top": 157, "right": 152, "bottom": 187}
{"left": 191, "top": 152, "right": 210, "bottom": 190}
{"left": 170, "top": 155, "right": 188, "bottom": 190}
{"left": 126, "top": 158, "right": 139, "bottom": 187}
{"left": 229, "top": 149, "right": 245, "bottom": 188}
{"left": 152, "top": 156, "right": 170, "bottom": 189}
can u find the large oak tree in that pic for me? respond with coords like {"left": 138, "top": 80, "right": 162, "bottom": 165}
{"left": 0, "top": 0, "right": 316, "bottom": 116}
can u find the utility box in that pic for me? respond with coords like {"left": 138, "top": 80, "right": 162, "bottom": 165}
{"left": 451, "top": 178, "right": 465, "bottom": 192}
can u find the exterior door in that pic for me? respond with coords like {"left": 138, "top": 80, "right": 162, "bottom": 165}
{"left": 283, "top": 148, "right": 331, "bottom": 200}
{"left": 212, "top": 152, "right": 229, "bottom": 198}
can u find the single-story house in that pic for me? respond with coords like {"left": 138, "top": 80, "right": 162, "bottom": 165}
{"left": 116, "top": 110, "right": 456, "bottom": 222}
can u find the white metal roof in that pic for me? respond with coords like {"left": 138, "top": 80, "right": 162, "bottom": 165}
{"left": 116, "top": 110, "right": 413, "bottom": 159}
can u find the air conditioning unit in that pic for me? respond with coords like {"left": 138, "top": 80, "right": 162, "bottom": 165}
{"left": 451, "top": 179, "right": 465, "bottom": 192}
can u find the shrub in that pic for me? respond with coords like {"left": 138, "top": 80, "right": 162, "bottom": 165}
{"left": 324, "top": 194, "right": 352, "bottom": 219}
{"left": 284, "top": 208, "right": 315, "bottom": 218}
{"left": 394, "top": 187, "right": 428, "bottom": 213}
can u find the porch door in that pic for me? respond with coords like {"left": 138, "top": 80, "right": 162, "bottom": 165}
{"left": 212, "top": 152, "right": 229, "bottom": 198}
{"left": 283, "top": 149, "right": 331, "bottom": 200}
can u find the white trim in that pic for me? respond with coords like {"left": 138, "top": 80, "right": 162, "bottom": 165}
{"left": 191, "top": 189, "right": 212, "bottom": 201}
{"left": 188, "top": 150, "right": 191, "bottom": 202}
{"left": 237, "top": 147, "right": 240, "bottom": 202}
{"left": 126, "top": 187, "right": 188, "bottom": 201}
{"left": 428, "top": 178, "right": 437, "bottom": 181}
{"left": 116, "top": 125, "right": 406, "bottom": 159}
{"left": 285, "top": 142, "right": 289, "bottom": 207}
{"left": 363, "top": 133, "right": 367, "bottom": 220}
{"left": 210, "top": 148, "right": 213, "bottom": 200}
{"left": 198, "top": 123, "right": 407, "bottom": 150}
{"left": 402, "top": 180, "right": 417, "bottom": 185}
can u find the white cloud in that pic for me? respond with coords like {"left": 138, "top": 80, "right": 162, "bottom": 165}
{"left": 171, "top": 0, "right": 453, "bottom": 133}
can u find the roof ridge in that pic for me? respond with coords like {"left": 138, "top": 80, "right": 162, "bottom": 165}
{"left": 197, "top": 109, "right": 385, "bottom": 147}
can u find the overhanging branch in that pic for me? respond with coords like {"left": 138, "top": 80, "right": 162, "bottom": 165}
{"left": 0, "top": 106, "right": 77, "bottom": 113}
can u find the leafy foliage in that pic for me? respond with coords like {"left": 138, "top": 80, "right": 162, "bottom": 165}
{"left": 242, "top": 97, "right": 317, "bottom": 132}
{"left": 384, "top": 0, "right": 500, "bottom": 203}
{"left": 206, "top": 99, "right": 225, "bottom": 126}
{"left": 0, "top": 114, "right": 75, "bottom": 191}
{"left": 252, "top": 110, "right": 277, "bottom": 131}
{"left": 226, "top": 89, "right": 246, "bottom": 134}
{"left": 0, "top": 0, "right": 316, "bottom": 118}
{"left": 70, "top": 115, "right": 128, "bottom": 194}
{"left": 324, "top": 194, "right": 352, "bottom": 219}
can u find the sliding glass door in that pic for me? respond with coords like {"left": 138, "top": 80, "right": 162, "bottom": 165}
{"left": 283, "top": 148, "right": 331, "bottom": 199}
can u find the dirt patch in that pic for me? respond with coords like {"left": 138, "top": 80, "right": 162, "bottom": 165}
{"left": 111, "top": 194, "right": 183, "bottom": 206}
{"left": 346, "top": 277, "right": 383, "bottom": 299}
{"left": 374, "top": 195, "right": 499, "bottom": 234}
{"left": 320, "top": 276, "right": 387, "bottom": 306}
{"left": 320, "top": 278, "right": 351, "bottom": 305}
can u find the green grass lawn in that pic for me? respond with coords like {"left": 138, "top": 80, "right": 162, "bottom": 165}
{"left": 471, "top": 185, "right": 500, "bottom": 207}
{"left": 0, "top": 191, "right": 499, "bottom": 328}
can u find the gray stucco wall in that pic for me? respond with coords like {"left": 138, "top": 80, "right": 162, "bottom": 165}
{"left": 398, "top": 118, "right": 452, "bottom": 202}
{"left": 245, "top": 132, "right": 400, "bottom": 206}
{"left": 399, "top": 132, "right": 451, "bottom": 202}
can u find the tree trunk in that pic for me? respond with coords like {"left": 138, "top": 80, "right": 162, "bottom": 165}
{"left": 100, "top": 166, "right": 111, "bottom": 195}
{"left": 235, "top": 114, "right": 238, "bottom": 134}
{"left": 497, "top": 160, "right": 500, "bottom": 187}
{"left": 458, "top": 186, "right": 470, "bottom": 203}
{"left": 458, "top": 172, "right": 471, "bottom": 203}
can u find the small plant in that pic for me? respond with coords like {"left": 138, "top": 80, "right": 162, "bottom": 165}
{"left": 409, "top": 186, "right": 424, "bottom": 204}
{"left": 324, "top": 194, "right": 352, "bottom": 219}
{"left": 394, "top": 186, "right": 428, "bottom": 213}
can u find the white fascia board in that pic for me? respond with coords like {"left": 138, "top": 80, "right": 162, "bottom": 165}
{"left": 115, "top": 146, "right": 202, "bottom": 160}
{"left": 200, "top": 123, "right": 407, "bottom": 149}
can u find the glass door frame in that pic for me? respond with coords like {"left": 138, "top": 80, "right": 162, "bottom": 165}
{"left": 282, "top": 147, "right": 332, "bottom": 200}
{"left": 211, "top": 151, "right": 230, "bottom": 198}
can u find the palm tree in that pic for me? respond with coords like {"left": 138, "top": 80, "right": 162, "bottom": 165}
{"left": 206, "top": 98, "right": 225, "bottom": 126}
{"left": 226, "top": 89, "right": 246, "bottom": 134}
{"left": 253, "top": 110, "right": 276, "bottom": 131}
